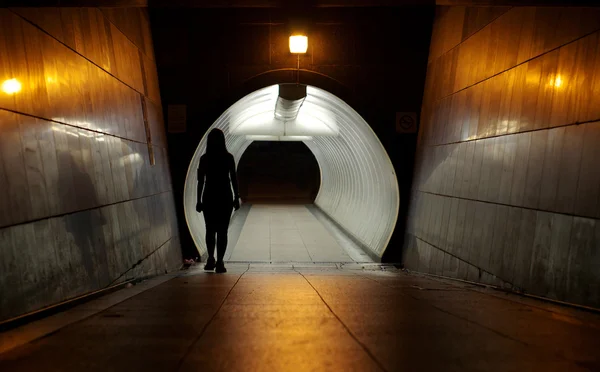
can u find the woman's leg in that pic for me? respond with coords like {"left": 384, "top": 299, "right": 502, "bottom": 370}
{"left": 204, "top": 225, "right": 217, "bottom": 270}
{"left": 205, "top": 225, "right": 216, "bottom": 259}
{"left": 216, "top": 226, "right": 228, "bottom": 262}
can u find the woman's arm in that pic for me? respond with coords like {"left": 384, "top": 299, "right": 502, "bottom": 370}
{"left": 229, "top": 155, "right": 240, "bottom": 209}
{"left": 196, "top": 157, "right": 206, "bottom": 212}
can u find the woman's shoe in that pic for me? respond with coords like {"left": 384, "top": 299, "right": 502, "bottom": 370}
{"left": 215, "top": 261, "right": 227, "bottom": 273}
{"left": 204, "top": 257, "right": 216, "bottom": 271}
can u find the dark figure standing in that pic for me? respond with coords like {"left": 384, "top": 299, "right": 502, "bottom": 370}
{"left": 196, "top": 129, "right": 240, "bottom": 273}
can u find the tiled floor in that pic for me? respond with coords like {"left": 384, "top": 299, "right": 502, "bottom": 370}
{"left": 226, "top": 205, "right": 367, "bottom": 263}
{"left": 2, "top": 264, "right": 599, "bottom": 371}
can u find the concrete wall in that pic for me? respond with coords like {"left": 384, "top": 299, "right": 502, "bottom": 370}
{"left": 403, "top": 6, "right": 600, "bottom": 308}
{"left": 0, "top": 7, "right": 181, "bottom": 322}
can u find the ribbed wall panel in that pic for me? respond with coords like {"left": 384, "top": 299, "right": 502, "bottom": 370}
{"left": 183, "top": 86, "right": 399, "bottom": 258}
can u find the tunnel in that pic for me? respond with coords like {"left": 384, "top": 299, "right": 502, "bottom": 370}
{"left": 3, "top": 2, "right": 600, "bottom": 370}
{"left": 183, "top": 84, "right": 399, "bottom": 260}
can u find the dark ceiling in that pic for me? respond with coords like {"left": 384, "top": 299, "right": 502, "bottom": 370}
{"left": 4, "top": 0, "right": 599, "bottom": 7}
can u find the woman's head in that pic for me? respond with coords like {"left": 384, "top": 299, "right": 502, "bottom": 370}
{"left": 206, "top": 128, "right": 227, "bottom": 154}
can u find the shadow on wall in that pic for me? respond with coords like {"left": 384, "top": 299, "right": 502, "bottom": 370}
{"left": 51, "top": 142, "right": 174, "bottom": 298}
{"left": 57, "top": 150, "right": 108, "bottom": 292}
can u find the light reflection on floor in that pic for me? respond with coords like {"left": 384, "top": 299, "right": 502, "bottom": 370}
{"left": 225, "top": 205, "right": 371, "bottom": 263}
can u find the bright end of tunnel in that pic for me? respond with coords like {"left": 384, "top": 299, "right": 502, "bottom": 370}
{"left": 2, "top": 78, "right": 22, "bottom": 95}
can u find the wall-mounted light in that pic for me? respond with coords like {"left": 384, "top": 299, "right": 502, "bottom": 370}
{"left": 548, "top": 74, "right": 564, "bottom": 89}
{"left": 1, "top": 78, "right": 22, "bottom": 95}
{"left": 289, "top": 35, "right": 308, "bottom": 54}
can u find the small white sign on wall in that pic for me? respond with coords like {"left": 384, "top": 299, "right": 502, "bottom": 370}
{"left": 168, "top": 104, "right": 187, "bottom": 133}
{"left": 395, "top": 112, "right": 418, "bottom": 134}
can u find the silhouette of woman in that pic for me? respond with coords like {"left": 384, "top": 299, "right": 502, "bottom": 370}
{"left": 196, "top": 128, "right": 240, "bottom": 273}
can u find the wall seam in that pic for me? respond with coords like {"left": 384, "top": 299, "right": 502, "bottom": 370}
{"left": 8, "top": 8, "right": 151, "bottom": 104}
{"left": 424, "top": 117, "right": 600, "bottom": 147}
{"left": 106, "top": 235, "right": 178, "bottom": 287}
{"left": 428, "top": 5, "right": 513, "bottom": 64}
{"left": 570, "top": 123, "right": 590, "bottom": 216}
{"left": 98, "top": 7, "right": 155, "bottom": 63}
{"left": 13, "top": 18, "right": 35, "bottom": 214}
{"left": 415, "top": 190, "right": 600, "bottom": 221}
{"left": 0, "top": 107, "right": 169, "bottom": 149}
{"left": 427, "top": 27, "right": 600, "bottom": 105}
{"left": 412, "top": 235, "right": 515, "bottom": 287}
{"left": 0, "top": 190, "right": 174, "bottom": 230}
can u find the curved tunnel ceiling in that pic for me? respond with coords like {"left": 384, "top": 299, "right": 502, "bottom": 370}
{"left": 183, "top": 85, "right": 399, "bottom": 259}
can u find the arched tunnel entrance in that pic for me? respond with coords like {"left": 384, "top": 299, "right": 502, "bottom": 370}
{"left": 183, "top": 84, "right": 399, "bottom": 261}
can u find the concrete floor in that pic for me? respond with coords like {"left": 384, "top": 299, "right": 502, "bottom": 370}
{"left": 1, "top": 264, "right": 599, "bottom": 371}
{"left": 225, "top": 205, "right": 372, "bottom": 263}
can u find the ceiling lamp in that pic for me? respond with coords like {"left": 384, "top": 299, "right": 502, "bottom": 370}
{"left": 289, "top": 35, "right": 308, "bottom": 54}
{"left": 246, "top": 135, "right": 312, "bottom": 142}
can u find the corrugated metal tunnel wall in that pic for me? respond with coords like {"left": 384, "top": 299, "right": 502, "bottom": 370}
{"left": 184, "top": 85, "right": 399, "bottom": 259}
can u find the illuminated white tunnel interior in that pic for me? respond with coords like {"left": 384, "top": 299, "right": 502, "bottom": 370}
{"left": 183, "top": 84, "right": 399, "bottom": 259}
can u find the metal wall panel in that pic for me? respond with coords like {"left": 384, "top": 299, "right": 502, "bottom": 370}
{"left": 184, "top": 85, "right": 399, "bottom": 259}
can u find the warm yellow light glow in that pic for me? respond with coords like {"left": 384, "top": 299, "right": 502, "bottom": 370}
{"left": 289, "top": 35, "right": 308, "bottom": 54}
{"left": 548, "top": 74, "right": 564, "bottom": 88}
{"left": 2, "top": 78, "right": 22, "bottom": 95}
{"left": 554, "top": 75, "right": 563, "bottom": 88}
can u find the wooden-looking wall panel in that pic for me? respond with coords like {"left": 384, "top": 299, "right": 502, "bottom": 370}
{"left": 109, "top": 22, "right": 145, "bottom": 93}
{"left": 0, "top": 111, "right": 173, "bottom": 229}
{"left": 428, "top": 6, "right": 465, "bottom": 63}
{"left": 423, "top": 7, "right": 600, "bottom": 106}
{"left": 146, "top": 98, "right": 167, "bottom": 149}
{"left": 101, "top": 7, "right": 149, "bottom": 57}
{"left": 0, "top": 5, "right": 175, "bottom": 323}
{"left": 461, "top": 6, "right": 511, "bottom": 42}
{"left": 10, "top": 8, "right": 66, "bottom": 44}
{"left": 140, "top": 9, "right": 155, "bottom": 60}
{"left": 0, "top": 10, "right": 146, "bottom": 143}
{"left": 407, "top": 6, "right": 600, "bottom": 308}
{"left": 142, "top": 54, "right": 162, "bottom": 105}
{"left": 423, "top": 31, "right": 600, "bottom": 148}
{"left": 0, "top": 191, "right": 181, "bottom": 321}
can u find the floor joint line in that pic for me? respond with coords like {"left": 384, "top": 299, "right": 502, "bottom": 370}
{"left": 295, "top": 269, "right": 388, "bottom": 372}
{"left": 176, "top": 267, "right": 249, "bottom": 371}
{"left": 355, "top": 272, "right": 581, "bottom": 366}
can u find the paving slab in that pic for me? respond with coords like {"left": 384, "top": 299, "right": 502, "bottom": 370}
{"left": 1, "top": 265, "right": 599, "bottom": 371}
{"left": 228, "top": 205, "right": 371, "bottom": 264}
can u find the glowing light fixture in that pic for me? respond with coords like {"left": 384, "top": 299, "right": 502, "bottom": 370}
{"left": 280, "top": 135, "right": 312, "bottom": 141}
{"left": 289, "top": 35, "right": 308, "bottom": 54}
{"left": 246, "top": 135, "right": 279, "bottom": 141}
{"left": 228, "top": 84, "right": 338, "bottom": 138}
{"left": 245, "top": 135, "right": 312, "bottom": 141}
{"left": 2, "top": 78, "right": 22, "bottom": 95}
